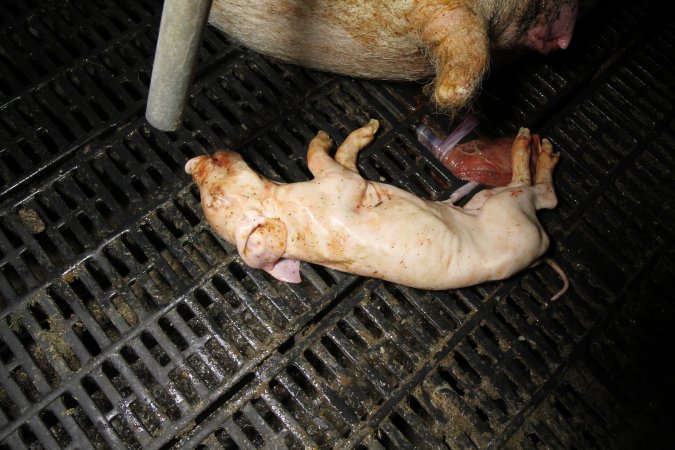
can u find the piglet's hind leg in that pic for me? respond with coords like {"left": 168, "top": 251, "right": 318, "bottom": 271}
{"left": 533, "top": 137, "right": 560, "bottom": 210}
{"left": 508, "top": 128, "right": 533, "bottom": 187}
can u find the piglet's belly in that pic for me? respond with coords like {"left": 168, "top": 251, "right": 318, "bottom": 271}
{"left": 270, "top": 184, "right": 482, "bottom": 289}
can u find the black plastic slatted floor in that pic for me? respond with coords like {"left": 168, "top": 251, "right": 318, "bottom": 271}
{"left": 1, "top": 0, "right": 674, "bottom": 448}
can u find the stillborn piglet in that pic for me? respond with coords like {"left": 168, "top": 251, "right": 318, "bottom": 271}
{"left": 186, "top": 120, "right": 560, "bottom": 291}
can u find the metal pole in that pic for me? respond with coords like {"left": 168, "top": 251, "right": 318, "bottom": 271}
{"left": 145, "top": 0, "right": 213, "bottom": 131}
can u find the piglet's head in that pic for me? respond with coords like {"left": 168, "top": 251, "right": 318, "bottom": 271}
{"left": 185, "top": 150, "right": 243, "bottom": 185}
{"left": 185, "top": 150, "right": 253, "bottom": 212}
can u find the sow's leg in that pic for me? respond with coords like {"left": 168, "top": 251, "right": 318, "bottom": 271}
{"left": 410, "top": 1, "right": 490, "bottom": 112}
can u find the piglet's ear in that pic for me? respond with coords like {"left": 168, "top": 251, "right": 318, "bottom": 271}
{"left": 264, "top": 258, "right": 301, "bottom": 283}
{"left": 235, "top": 216, "right": 287, "bottom": 270}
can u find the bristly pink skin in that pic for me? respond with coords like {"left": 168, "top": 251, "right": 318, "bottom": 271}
{"left": 209, "top": 0, "right": 580, "bottom": 111}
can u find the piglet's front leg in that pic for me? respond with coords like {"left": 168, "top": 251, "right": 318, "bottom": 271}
{"left": 410, "top": 1, "right": 489, "bottom": 112}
